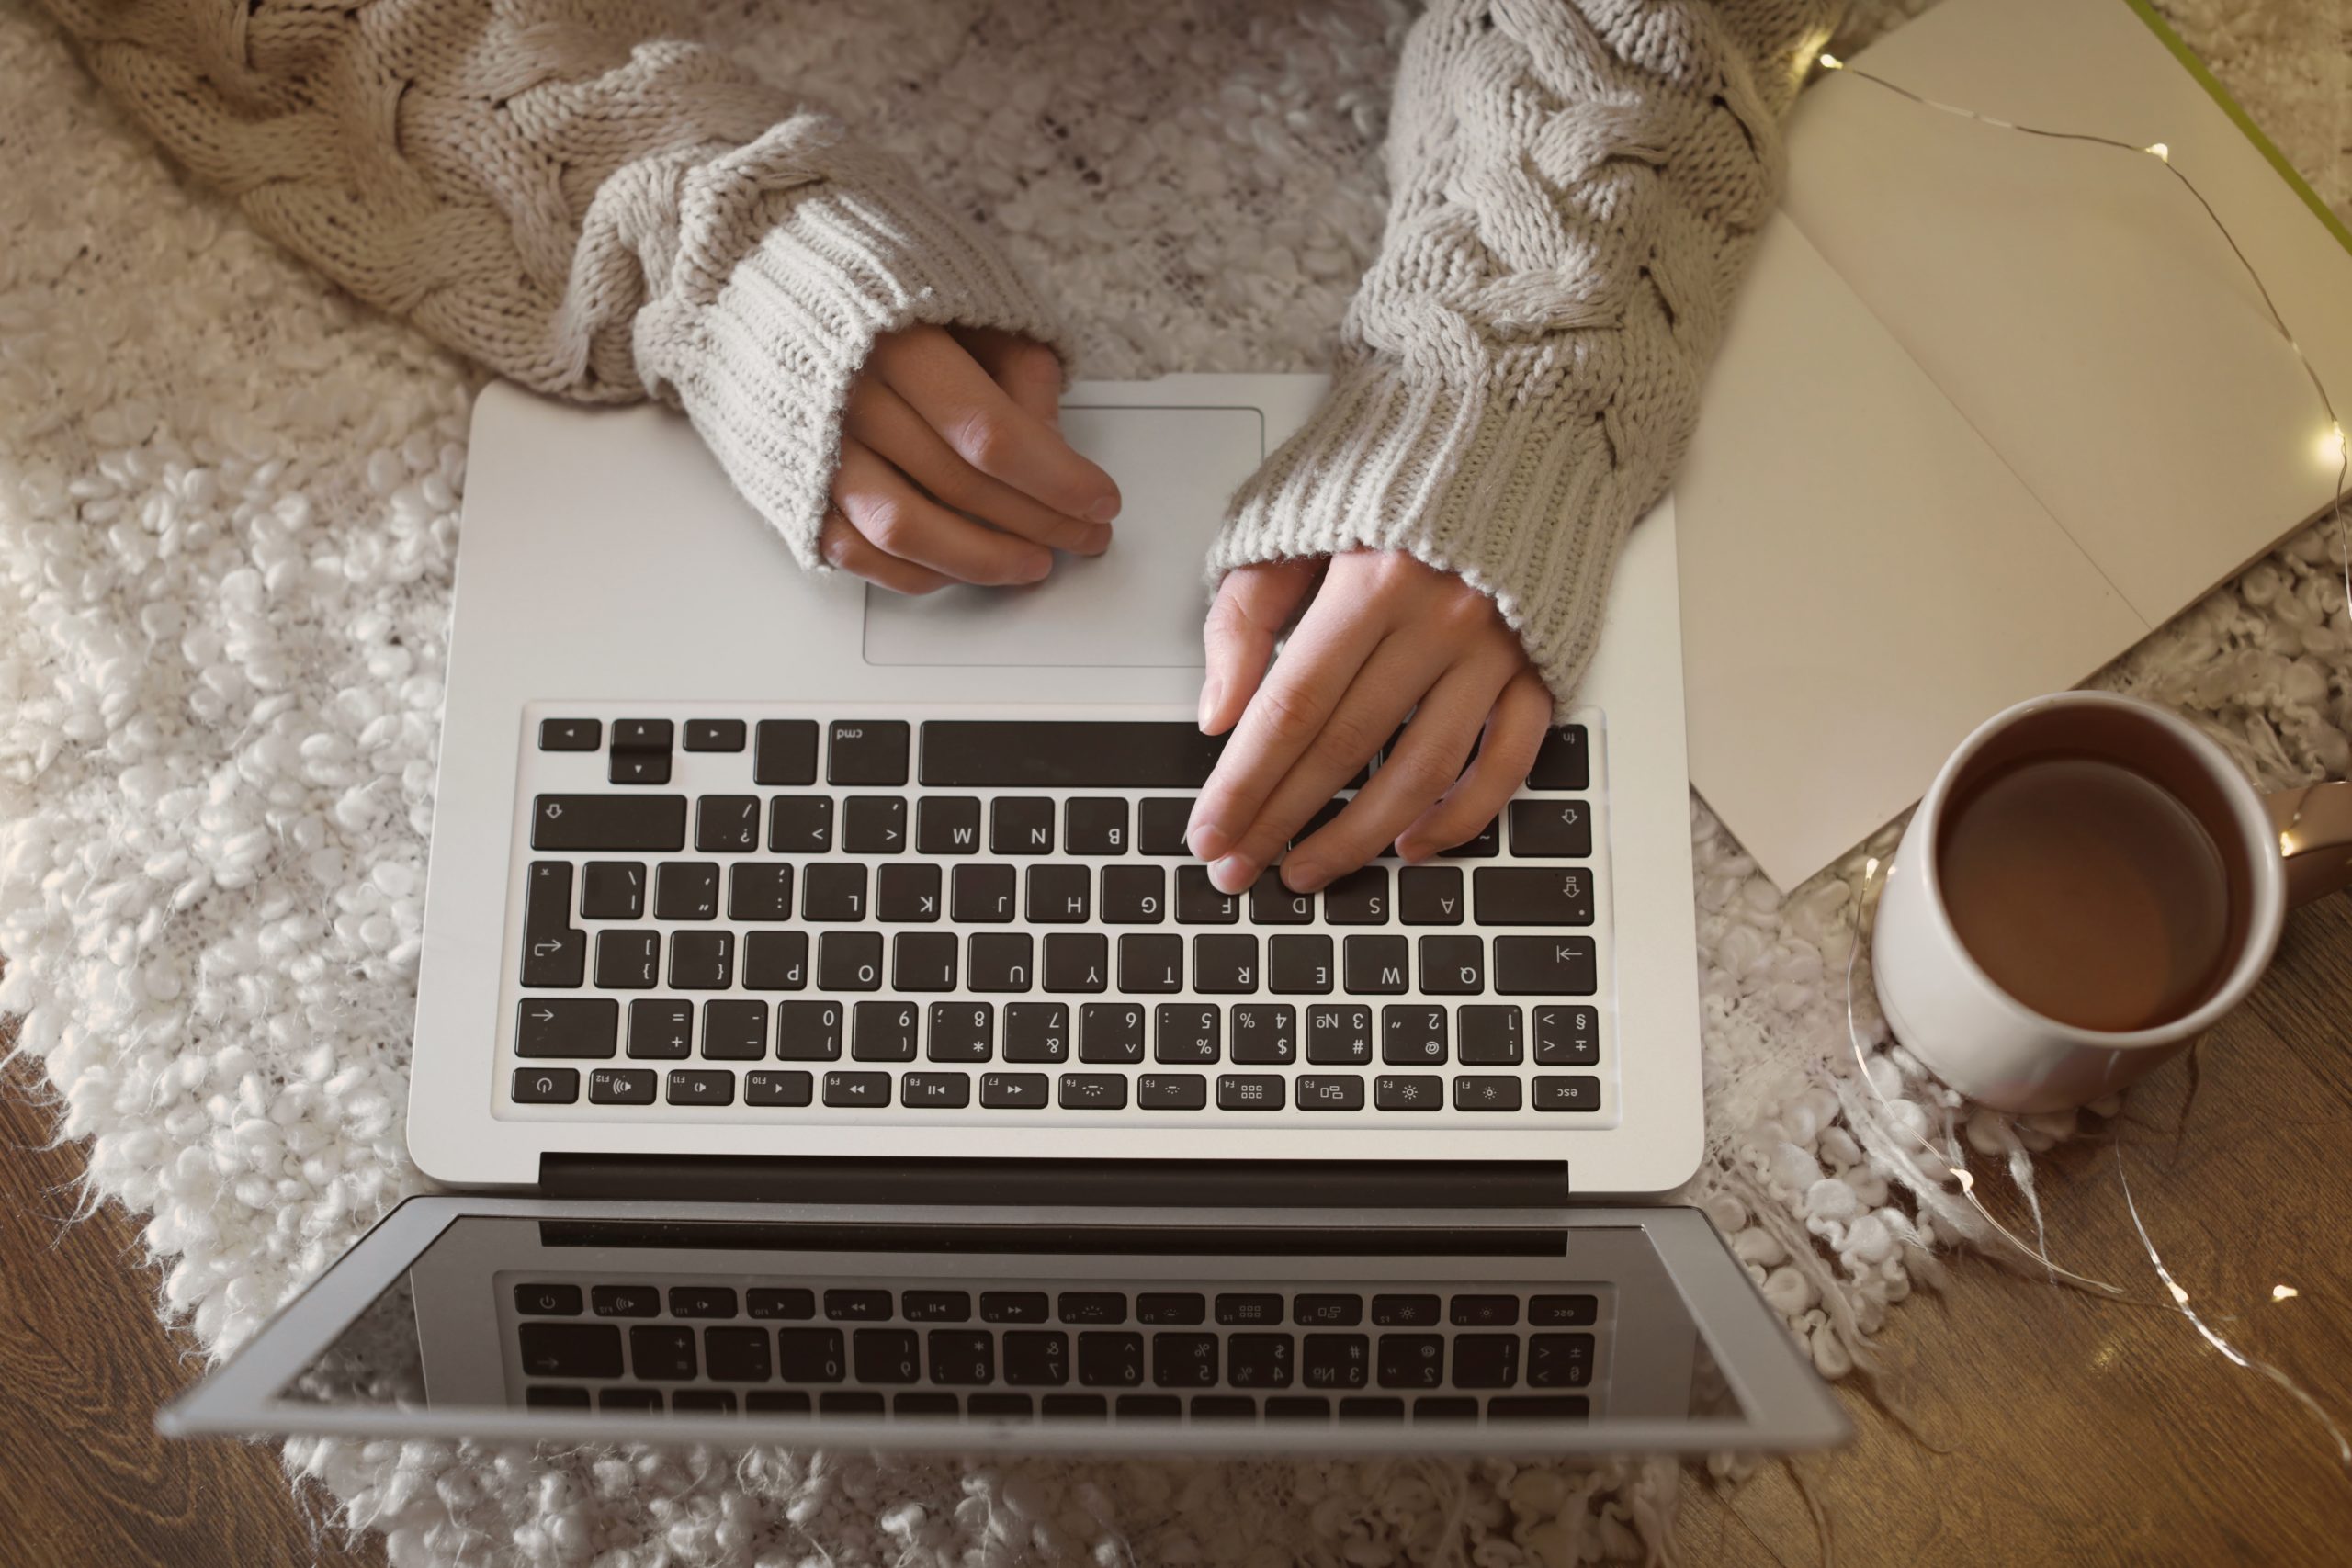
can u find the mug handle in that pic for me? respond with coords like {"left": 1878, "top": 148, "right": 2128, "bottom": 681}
{"left": 2266, "top": 781, "right": 2352, "bottom": 908}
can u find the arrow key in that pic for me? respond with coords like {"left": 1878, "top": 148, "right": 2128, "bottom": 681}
{"left": 515, "top": 998, "right": 616, "bottom": 1058}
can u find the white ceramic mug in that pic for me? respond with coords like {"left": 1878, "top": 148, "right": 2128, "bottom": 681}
{"left": 1871, "top": 692, "right": 2352, "bottom": 1113}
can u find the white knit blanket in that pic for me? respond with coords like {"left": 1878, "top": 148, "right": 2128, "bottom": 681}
{"left": 4, "top": 1, "right": 2346, "bottom": 1562}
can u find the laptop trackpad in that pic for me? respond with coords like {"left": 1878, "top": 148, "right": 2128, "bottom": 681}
{"left": 862, "top": 403, "right": 1266, "bottom": 668}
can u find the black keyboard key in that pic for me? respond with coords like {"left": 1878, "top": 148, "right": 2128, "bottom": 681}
{"left": 1456, "top": 816, "right": 1502, "bottom": 857}
{"left": 1136, "top": 1073, "right": 1208, "bottom": 1110}
{"left": 590, "top": 1066, "right": 657, "bottom": 1105}
{"left": 1271, "top": 935, "right": 1336, "bottom": 996}
{"left": 1294, "top": 1295, "right": 1364, "bottom": 1327}
{"left": 1453, "top": 1074, "right": 1523, "bottom": 1111}
{"left": 1531, "top": 1294, "right": 1600, "bottom": 1327}
{"left": 1293, "top": 797, "right": 1346, "bottom": 845}
{"left": 629, "top": 1325, "right": 698, "bottom": 1381}
{"left": 665, "top": 1069, "right": 734, "bottom": 1106}
{"left": 594, "top": 930, "right": 660, "bottom": 989}
{"left": 1065, "top": 797, "right": 1128, "bottom": 855}
{"left": 727, "top": 863, "right": 794, "bottom": 923}
{"left": 1298, "top": 1074, "right": 1365, "bottom": 1110}
{"left": 1451, "top": 1334, "right": 1520, "bottom": 1388}
{"left": 1397, "top": 866, "right": 1464, "bottom": 925}
{"left": 1216, "top": 1074, "right": 1285, "bottom": 1111}
{"left": 952, "top": 863, "right": 1018, "bottom": 922}
{"left": 1120, "top": 933, "right": 1184, "bottom": 994}
{"left": 1078, "top": 1332, "right": 1145, "bottom": 1387}
{"left": 532, "top": 794, "right": 685, "bottom": 852}
{"left": 1302, "top": 1334, "right": 1370, "bottom": 1390}
{"left": 515, "top": 1282, "right": 582, "bottom": 1316}
{"left": 829, "top": 720, "right": 910, "bottom": 785}
{"left": 1191, "top": 1395, "right": 1257, "bottom": 1422}
{"left": 1451, "top": 1295, "right": 1520, "bottom": 1327}
{"left": 1216, "top": 1293, "right": 1283, "bottom": 1326}
{"left": 1173, "top": 866, "right": 1238, "bottom": 924}
{"left": 609, "top": 752, "right": 671, "bottom": 785}
{"left": 611, "top": 719, "right": 673, "bottom": 753}
{"left": 1528, "top": 1333, "right": 1595, "bottom": 1388}
{"left": 1371, "top": 1294, "right": 1441, "bottom": 1327}
{"left": 1042, "top": 932, "right": 1108, "bottom": 992}
{"left": 1267, "top": 1396, "right": 1329, "bottom": 1422}
{"left": 672, "top": 1389, "right": 738, "bottom": 1414}
{"left": 581, "top": 860, "right": 646, "bottom": 919}
{"left": 1003, "top": 1331, "right": 1069, "bottom": 1385}
{"left": 769, "top": 795, "right": 833, "bottom": 853}
{"left": 1193, "top": 933, "right": 1259, "bottom": 993}
{"left": 1339, "top": 1396, "right": 1405, "bottom": 1422}
{"left": 891, "top": 931, "right": 957, "bottom": 991}
{"left": 775, "top": 1328, "right": 846, "bottom": 1382}
{"left": 750, "top": 1289, "right": 817, "bottom": 1320}
{"left": 743, "top": 1390, "right": 809, "bottom": 1414}
{"left": 1025, "top": 864, "right": 1090, "bottom": 922}
{"left": 969, "top": 1393, "right": 1034, "bottom": 1420}
{"left": 1225, "top": 1333, "right": 1294, "bottom": 1389}
{"left": 1490, "top": 1395, "right": 1590, "bottom": 1420}
{"left": 1533, "top": 1075, "right": 1602, "bottom": 1111}
{"left": 654, "top": 861, "right": 720, "bottom": 921}
{"left": 1509, "top": 798, "right": 1591, "bottom": 858}
{"left": 900, "top": 1291, "right": 972, "bottom": 1324}
{"left": 1100, "top": 865, "right": 1166, "bottom": 924}
{"left": 852, "top": 1000, "right": 920, "bottom": 1062}
{"left": 1002, "top": 1004, "right": 1069, "bottom": 1063}
{"left": 520, "top": 862, "right": 584, "bottom": 987}
{"left": 824, "top": 1289, "right": 894, "bottom": 1321}
{"left": 1136, "top": 796, "right": 1195, "bottom": 856}
{"left": 1079, "top": 1002, "right": 1147, "bottom": 1064}
{"left": 927, "top": 1329, "right": 994, "bottom": 1383}
{"left": 1249, "top": 870, "right": 1315, "bottom": 925}
{"left": 746, "top": 1070, "right": 813, "bottom": 1106}
{"left": 854, "top": 1329, "right": 921, "bottom": 1384}
{"left": 1533, "top": 1004, "right": 1600, "bottom": 1066}
{"left": 1042, "top": 1393, "right": 1106, "bottom": 1420}
{"left": 684, "top": 718, "right": 746, "bottom": 752}
{"left": 1153, "top": 1003, "right": 1218, "bottom": 1065}
{"left": 627, "top": 998, "right": 693, "bottom": 1059}
{"left": 920, "top": 722, "right": 1224, "bottom": 788}
{"left": 982, "top": 1292, "right": 1050, "bottom": 1324}
{"left": 1136, "top": 1293, "right": 1207, "bottom": 1325}
{"left": 1323, "top": 866, "right": 1389, "bottom": 924}
{"left": 900, "top": 1071, "right": 971, "bottom": 1109}
{"left": 1344, "top": 935, "right": 1408, "bottom": 995}
{"left": 820, "top": 1391, "right": 885, "bottom": 1415}
{"left": 894, "top": 1393, "right": 959, "bottom": 1418}
{"left": 817, "top": 930, "right": 881, "bottom": 990}
{"left": 1476, "top": 867, "right": 1595, "bottom": 926}
{"left": 1057, "top": 1073, "right": 1127, "bottom": 1110}
{"left": 1419, "top": 934, "right": 1484, "bottom": 995}
{"left": 822, "top": 1071, "right": 891, "bottom": 1107}
{"left": 917, "top": 795, "right": 981, "bottom": 854}
{"left": 592, "top": 1284, "right": 662, "bottom": 1318}
{"left": 1376, "top": 1334, "right": 1444, "bottom": 1389}
{"left": 1382, "top": 1005, "right": 1447, "bottom": 1066}
{"left": 1306, "top": 1003, "right": 1374, "bottom": 1065}
{"left": 702, "top": 999, "right": 767, "bottom": 1060}
{"left": 1152, "top": 1333, "right": 1219, "bottom": 1388}
{"left": 1528, "top": 724, "right": 1589, "bottom": 790}
{"left": 668, "top": 930, "right": 733, "bottom": 989}
{"left": 981, "top": 1071, "right": 1048, "bottom": 1107}
{"left": 967, "top": 932, "right": 1034, "bottom": 993}
{"left": 1495, "top": 936, "right": 1597, "bottom": 995}
{"left": 843, "top": 795, "right": 908, "bottom": 854}
{"left": 514, "top": 998, "right": 616, "bottom": 1058}
{"left": 992, "top": 796, "right": 1055, "bottom": 854}
{"left": 540, "top": 717, "right": 600, "bottom": 750}
{"left": 774, "top": 1000, "right": 845, "bottom": 1060}
{"left": 754, "top": 720, "right": 818, "bottom": 785}
{"left": 670, "top": 1285, "right": 739, "bottom": 1320}
{"left": 1117, "top": 1394, "right": 1182, "bottom": 1421}
{"left": 1374, "top": 1074, "right": 1442, "bottom": 1111}
{"left": 743, "top": 930, "right": 809, "bottom": 991}
{"left": 1459, "top": 1004, "right": 1523, "bottom": 1064}
{"left": 695, "top": 795, "right": 763, "bottom": 853}
{"left": 927, "top": 1001, "right": 993, "bottom": 1062}
{"left": 1230, "top": 1004, "right": 1296, "bottom": 1064}
{"left": 519, "top": 1322, "right": 622, "bottom": 1378}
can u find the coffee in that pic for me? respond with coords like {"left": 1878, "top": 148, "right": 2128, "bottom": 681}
{"left": 1937, "top": 755, "right": 2232, "bottom": 1032}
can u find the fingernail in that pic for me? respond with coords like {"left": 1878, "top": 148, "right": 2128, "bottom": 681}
{"left": 1196, "top": 678, "right": 1223, "bottom": 730}
{"left": 1188, "top": 818, "right": 1230, "bottom": 861}
{"left": 1019, "top": 554, "right": 1052, "bottom": 582}
{"left": 1086, "top": 493, "right": 1121, "bottom": 524}
{"left": 1284, "top": 859, "right": 1326, "bottom": 894}
{"left": 1210, "top": 854, "right": 1255, "bottom": 895}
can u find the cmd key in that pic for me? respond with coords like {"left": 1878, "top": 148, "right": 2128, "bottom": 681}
{"left": 532, "top": 795, "right": 685, "bottom": 852}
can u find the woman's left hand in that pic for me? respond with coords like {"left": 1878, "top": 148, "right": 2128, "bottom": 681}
{"left": 1189, "top": 551, "right": 1555, "bottom": 896}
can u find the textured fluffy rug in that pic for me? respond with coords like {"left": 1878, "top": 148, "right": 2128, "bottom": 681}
{"left": 2, "top": 0, "right": 2346, "bottom": 1563}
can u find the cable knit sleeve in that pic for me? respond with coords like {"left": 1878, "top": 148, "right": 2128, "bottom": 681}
{"left": 1209, "top": 0, "right": 1838, "bottom": 705}
{"left": 36, "top": 0, "right": 1066, "bottom": 569}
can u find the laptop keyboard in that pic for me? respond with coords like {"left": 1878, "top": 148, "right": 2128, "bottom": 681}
{"left": 502, "top": 704, "right": 1614, "bottom": 1125}
{"left": 505, "top": 1275, "right": 1608, "bottom": 1425}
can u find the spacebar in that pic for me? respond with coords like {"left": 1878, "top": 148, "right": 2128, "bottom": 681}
{"left": 919, "top": 722, "right": 1227, "bottom": 788}
{"left": 530, "top": 795, "right": 687, "bottom": 851}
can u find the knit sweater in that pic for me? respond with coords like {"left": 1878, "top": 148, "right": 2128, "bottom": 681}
{"left": 40, "top": 0, "right": 1836, "bottom": 703}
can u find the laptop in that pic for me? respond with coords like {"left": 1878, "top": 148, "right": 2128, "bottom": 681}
{"left": 161, "top": 375, "right": 1847, "bottom": 1454}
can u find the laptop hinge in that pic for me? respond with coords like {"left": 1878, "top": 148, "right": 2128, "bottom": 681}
{"left": 540, "top": 1156, "right": 1569, "bottom": 1210}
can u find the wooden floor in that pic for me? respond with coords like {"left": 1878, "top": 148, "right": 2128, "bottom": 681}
{"left": 1, "top": 896, "right": 2346, "bottom": 1566}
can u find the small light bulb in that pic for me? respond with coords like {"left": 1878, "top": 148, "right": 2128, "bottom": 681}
{"left": 1818, "top": 51, "right": 1844, "bottom": 71}
{"left": 2273, "top": 1283, "right": 2301, "bottom": 1301}
{"left": 2145, "top": 141, "right": 2170, "bottom": 163}
{"left": 2323, "top": 423, "right": 2347, "bottom": 466}
{"left": 1864, "top": 856, "right": 1880, "bottom": 878}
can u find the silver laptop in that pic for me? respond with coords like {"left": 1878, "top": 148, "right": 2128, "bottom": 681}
{"left": 162, "top": 376, "right": 1846, "bottom": 1453}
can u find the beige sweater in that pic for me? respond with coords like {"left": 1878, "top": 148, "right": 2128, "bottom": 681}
{"left": 41, "top": 0, "right": 1836, "bottom": 703}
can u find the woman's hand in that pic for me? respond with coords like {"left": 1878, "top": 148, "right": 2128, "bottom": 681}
{"left": 1189, "top": 552, "right": 1554, "bottom": 895}
{"left": 821, "top": 325, "right": 1122, "bottom": 592}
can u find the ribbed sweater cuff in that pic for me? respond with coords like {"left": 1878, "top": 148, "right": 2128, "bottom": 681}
{"left": 655, "top": 165, "right": 1068, "bottom": 570}
{"left": 1207, "top": 358, "right": 1638, "bottom": 708}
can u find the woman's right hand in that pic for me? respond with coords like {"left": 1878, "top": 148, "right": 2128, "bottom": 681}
{"left": 822, "top": 325, "right": 1122, "bottom": 592}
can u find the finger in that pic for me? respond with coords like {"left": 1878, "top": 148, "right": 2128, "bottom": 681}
{"left": 1199, "top": 561, "right": 1320, "bottom": 735}
{"left": 1396, "top": 669, "right": 1553, "bottom": 860}
{"left": 817, "top": 505, "right": 955, "bottom": 595}
{"left": 844, "top": 379, "right": 1109, "bottom": 556}
{"left": 833, "top": 440, "right": 1054, "bottom": 586}
{"left": 954, "top": 327, "right": 1065, "bottom": 430}
{"left": 1201, "top": 632, "right": 1454, "bottom": 894}
{"left": 1187, "top": 588, "right": 1391, "bottom": 868}
{"left": 874, "top": 326, "right": 1121, "bottom": 522}
{"left": 1285, "top": 657, "right": 1519, "bottom": 890}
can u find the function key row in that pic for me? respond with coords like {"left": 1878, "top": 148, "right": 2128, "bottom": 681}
{"left": 524, "top": 1388, "right": 1592, "bottom": 1423}
{"left": 514, "top": 1284, "right": 1601, "bottom": 1328}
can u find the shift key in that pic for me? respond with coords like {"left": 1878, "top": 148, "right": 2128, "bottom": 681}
{"left": 1474, "top": 867, "right": 1594, "bottom": 926}
{"left": 532, "top": 795, "right": 686, "bottom": 852}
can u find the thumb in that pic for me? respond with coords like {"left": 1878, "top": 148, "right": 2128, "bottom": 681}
{"left": 1200, "top": 559, "right": 1321, "bottom": 734}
